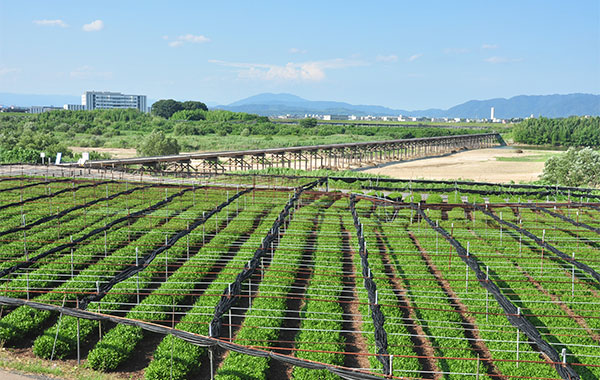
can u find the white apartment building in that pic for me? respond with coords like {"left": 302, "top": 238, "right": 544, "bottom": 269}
{"left": 82, "top": 91, "right": 147, "bottom": 112}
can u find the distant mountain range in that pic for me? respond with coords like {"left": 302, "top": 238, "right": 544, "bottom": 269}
{"left": 218, "top": 93, "right": 600, "bottom": 119}
{"left": 2, "top": 91, "right": 598, "bottom": 119}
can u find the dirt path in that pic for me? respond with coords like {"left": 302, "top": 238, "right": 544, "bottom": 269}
{"left": 363, "top": 147, "right": 558, "bottom": 183}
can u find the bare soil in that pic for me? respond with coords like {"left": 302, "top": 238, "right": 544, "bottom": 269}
{"left": 363, "top": 147, "right": 555, "bottom": 183}
{"left": 69, "top": 147, "right": 137, "bottom": 159}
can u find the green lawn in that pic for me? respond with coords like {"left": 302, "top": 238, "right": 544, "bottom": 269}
{"left": 495, "top": 152, "right": 560, "bottom": 162}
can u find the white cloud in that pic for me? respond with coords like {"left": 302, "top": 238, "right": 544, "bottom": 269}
{"left": 70, "top": 65, "right": 112, "bottom": 79}
{"left": 209, "top": 58, "right": 366, "bottom": 82}
{"left": 0, "top": 67, "right": 20, "bottom": 76}
{"left": 408, "top": 53, "right": 423, "bottom": 62}
{"left": 484, "top": 56, "right": 522, "bottom": 64}
{"left": 179, "top": 34, "right": 210, "bottom": 43}
{"left": 443, "top": 48, "right": 469, "bottom": 54}
{"left": 289, "top": 47, "right": 308, "bottom": 54}
{"left": 33, "top": 19, "right": 68, "bottom": 28}
{"left": 82, "top": 20, "right": 104, "bottom": 32}
{"left": 168, "top": 34, "right": 210, "bottom": 47}
{"left": 376, "top": 54, "right": 398, "bottom": 62}
{"left": 482, "top": 44, "right": 498, "bottom": 49}
{"left": 162, "top": 35, "right": 169, "bottom": 40}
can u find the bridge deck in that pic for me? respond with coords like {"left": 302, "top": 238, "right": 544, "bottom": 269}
{"left": 63, "top": 133, "right": 499, "bottom": 168}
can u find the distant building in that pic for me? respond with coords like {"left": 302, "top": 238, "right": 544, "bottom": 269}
{"left": 490, "top": 107, "right": 495, "bottom": 120}
{"left": 28, "top": 106, "right": 62, "bottom": 114}
{"left": 82, "top": 91, "right": 147, "bottom": 112}
{"left": 64, "top": 104, "right": 85, "bottom": 111}
{"left": 0, "top": 106, "right": 29, "bottom": 113}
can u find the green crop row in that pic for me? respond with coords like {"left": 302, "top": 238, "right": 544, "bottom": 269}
{"left": 0, "top": 189, "right": 209, "bottom": 344}
{"left": 291, "top": 198, "right": 347, "bottom": 380}
{"left": 411, "top": 207, "right": 560, "bottom": 379}
{"left": 352, "top": 199, "right": 422, "bottom": 376}
{"left": 441, "top": 207, "right": 600, "bottom": 378}
{"left": 142, "top": 193, "right": 288, "bottom": 380}
{"left": 32, "top": 189, "right": 234, "bottom": 362}
{"left": 0, "top": 183, "right": 139, "bottom": 269}
{"left": 0, "top": 181, "right": 121, "bottom": 225}
{"left": 374, "top": 209, "right": 493, "bottom": 379}
{"left": 84, "top": 191, "right": 260, "bottom": 370}
{"left": 0, "top": 187, "right": 159, "bottom": 297}
{"left": 214, "top": 197, "right": 332, "bottom": 380}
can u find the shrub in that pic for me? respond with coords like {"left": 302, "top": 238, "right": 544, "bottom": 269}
{"left": 136, "top": 130, "right": 180, "bottom": 156}
{"left": 540, "top": 147, "right": 600, "bottom": 187}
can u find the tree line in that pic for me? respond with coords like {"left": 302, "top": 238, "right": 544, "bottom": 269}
{"left": 513, "top": 116, "right": 600, "bottom": 147}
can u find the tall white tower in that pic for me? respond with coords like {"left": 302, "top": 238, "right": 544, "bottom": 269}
{"left": 490, "top": 107, "right": 495, "bottom": 120}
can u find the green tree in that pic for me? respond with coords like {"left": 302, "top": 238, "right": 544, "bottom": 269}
{"left": 136, "top": 130, "right": 181, "bottom": 156}
{"left": 513, "top": 116, "right": 600, "bottom": 147}
{"left": 299, "top": 118, "right": 318, "bottom": 128}
{"left": 151, "top": 99, "right": 183, "bottom": 119}
{"left": 181, "top": 101, "right": 208, "bottom": 111}
{"left": 541, "top": 147, "right": 600, "bottom": 187}
{"left": 171, "top": 109, "right": 206, "bottom": 121}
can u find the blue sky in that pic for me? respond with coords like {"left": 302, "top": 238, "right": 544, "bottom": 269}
{"left": 1, "top": 1, "right": 598, "bottom": 109}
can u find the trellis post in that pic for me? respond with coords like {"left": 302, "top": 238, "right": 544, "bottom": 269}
{"left": 186, "top": 221, "right": 190, "bottom": 260}
{"left": 76, "top": 298, "right": 81, "bottom": 365}
{"left": 136, "top": 247, "right": 140, "bottom": 304}
{"left": 541, "top": 229, "right": 545, "bottom": 276}
{"left": 70, "top": 235, "right": 74, "bottom": 279}
{"left": 572, "top": 252, "right": 575, "bottom": 298}
{"left": 485, "top": 265, "right": 489, "bottom": 322}
{"left": 499, "top": 211, "right": 503, "bottom": 246}
{"left": 516, "top": 307, "right": 521, "bottom": 367}
{"left": 465, "top": 241, "right": 470, "bottom": 293}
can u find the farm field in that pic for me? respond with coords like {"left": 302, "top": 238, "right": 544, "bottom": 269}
{"left": 0, "top": 174, "right": 599, "bottom": 380}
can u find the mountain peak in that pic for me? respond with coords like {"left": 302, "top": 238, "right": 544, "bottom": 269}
{"left": 228, "top": 93, "right": 308, "bottom": 106}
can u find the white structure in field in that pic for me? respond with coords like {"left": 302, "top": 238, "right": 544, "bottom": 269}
{"left": 82, "top": 91, "right": 147, "bottom": 112}
{"left": 490, "top": 107, "right": 495, "bottom": 120}
{"left": 29, "top": 105, "right": 62, "bottom": 114}
{"left": 64, "top": 104, "right": 85, "bottom": 111}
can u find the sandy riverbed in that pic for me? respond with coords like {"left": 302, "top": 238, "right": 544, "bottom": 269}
{"left": 362, "top": 147, "right": 556, "bottom": 183}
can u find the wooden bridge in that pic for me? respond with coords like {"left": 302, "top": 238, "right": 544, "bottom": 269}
{"left": 64, "top": 133, "right": 502, "bottom": 174}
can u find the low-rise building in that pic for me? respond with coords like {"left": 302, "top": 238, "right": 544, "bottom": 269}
{"left": 64, "top": 104, "right": 85, "bottom": 111}
{"left": 28, "top": 106, "right": 62, "bottom": 114}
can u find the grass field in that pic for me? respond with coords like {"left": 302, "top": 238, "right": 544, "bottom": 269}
{"left": 0, "top": 174, "right": 598, "bottom": 379}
